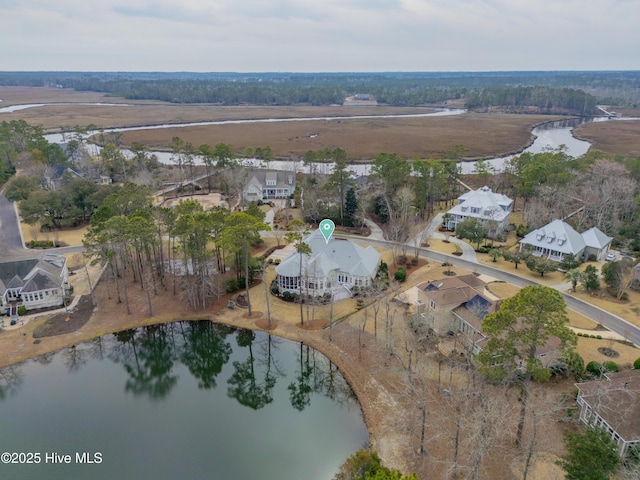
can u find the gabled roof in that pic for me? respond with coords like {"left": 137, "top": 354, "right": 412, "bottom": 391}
{"left": 245, "top": 169, "right": 295, "bottom": 190}
{"left": 275, "top": 230, "right": 380, "bottom": 279}
{"left": 520, "top": 219, "right": 586, "bottom": 255}
{"left": 22, "top": 272, "right": 59, "bottom": 292}
{"left": 0, "top": 255, "right": 66, "bottom": 295}
{"left": 419, "top": 275, "right": 491, "bottom": 308}
{"left": 582, "top": 226, "right": 613, "bottom": 249}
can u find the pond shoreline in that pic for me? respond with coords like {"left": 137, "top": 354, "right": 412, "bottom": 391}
{"left": 0, "top": 282, "right": 417, "bottom": 476}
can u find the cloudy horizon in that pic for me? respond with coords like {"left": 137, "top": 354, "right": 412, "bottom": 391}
{"left": 1, "top": 0, "right": 638, "bottom": 72}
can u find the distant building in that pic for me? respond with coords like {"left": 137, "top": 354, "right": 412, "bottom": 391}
{"left": 343, "top": 94, "right": 378, "bottom": 106}
{"left": 242, "top": 170, "right": 295, "bottom": 203}
{"left": 519, "top": 219, "right": 613, "bottom": 262}
{"left": 576, "top": 370, "right": 640, "bottom": 456}
{"left": 275, "top": 230, "right": 380, "bottom": 299}
{"left": 444, "top": 186, "right": 513, "bottom": 237}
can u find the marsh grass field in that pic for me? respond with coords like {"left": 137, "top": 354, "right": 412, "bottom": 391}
{"left": 4, "top": 86, "right": 640, "bottom": 160}
{"left": 0, "top": 86, "right": 549, "bottom": 160}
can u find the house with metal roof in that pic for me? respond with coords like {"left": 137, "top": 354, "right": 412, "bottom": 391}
{"left": 519, "top": 219, "right": 613, "bottom": 262}
{"left": 275, "top": 230, "right": 380, "bottom": 299}
{"left": 444, "top": 186, "right": 513, "bottom": 237}
{"left": 0, "top": 253, "right": 70, "bottom": 321}
{"left": 576, "top": 370, "right": 640, "bottom": 457}
{"left": 242, "top": 169, "right": 295, "bottom": 203}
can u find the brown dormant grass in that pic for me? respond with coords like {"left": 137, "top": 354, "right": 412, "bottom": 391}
{"left": 575, "top": 119, "right": 640, "bottom": 158}
{"left": 1, "top": 86, "right": 560, "bottom": 162}
{"left": 118, "top": 113, "right": 551, "bottom": 162}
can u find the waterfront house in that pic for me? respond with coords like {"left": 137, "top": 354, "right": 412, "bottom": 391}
{"left": 444, "top": 186, "right": 513, "bottom": 237}
{"left": 242, "top": 170, "right": 295, "bottom": 203}
{"left": 275, "top": 230, "right": 380, "bottom": 299}
{"left": 576, "top": 370, "right": 640, "bottom": 457}
{"left": 0, "top": 253, "right": 70, "bottom": 318}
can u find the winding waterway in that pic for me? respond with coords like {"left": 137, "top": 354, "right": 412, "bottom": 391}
{"left": 0, "top": 322, "right": 367, "bottom": 480}
{"left": 27, "top": 103, "right": 637, "bottom": 174}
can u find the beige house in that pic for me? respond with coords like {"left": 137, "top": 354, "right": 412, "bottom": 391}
{"left": 400, "top": 275, "right": 564, "bottom": 362}
{"left": 397, "top": 275, "right": 500, "bottom": 354}
{"left": 576, "top": 370, "right": 640, "bottom": 457}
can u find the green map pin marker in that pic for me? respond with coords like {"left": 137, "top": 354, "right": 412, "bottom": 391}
{"left": 319, "top": 219, "right": 335, "bottom": 243}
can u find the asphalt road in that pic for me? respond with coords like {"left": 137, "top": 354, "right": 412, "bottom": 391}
{"left": 2, "top": 188, "right": 638, "bottom": 347}
{"left": 0, "top": 192, "right": 84, "bottom": 258}
{"left": 0, "top": 192, "right": 27, "bottom": 256}
{"left": 349, "top": 236, "right": 640, "bottom": 347}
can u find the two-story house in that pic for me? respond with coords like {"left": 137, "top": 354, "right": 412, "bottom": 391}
{"left": 242, "top": 170, "right": 295, "bottom": 203}
{"left": 444, "top": 186, "right": 513, "bottom": 237}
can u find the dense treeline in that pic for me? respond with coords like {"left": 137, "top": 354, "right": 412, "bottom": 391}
{"left": 0, "top": 120, "right": 67, "bottom": 186}
{"left": 465, "top": 86, "right": 598, "bottom": 115}
{"left": 1, "top": 71, "right": 638, "bottom": 108}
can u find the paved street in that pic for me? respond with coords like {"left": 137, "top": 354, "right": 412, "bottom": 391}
{"left": 0, "top": 192, "right": 26, "bottom": 256}
{"left": 2, "top": 186, "right": 639, "bottom": 347}
{"left": 349, "top": 235, "right": 640, "bottom": 347}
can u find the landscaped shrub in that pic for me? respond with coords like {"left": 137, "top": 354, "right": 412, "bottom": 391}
{"left": 634, "top": 357, "right": 640, "bottom": 370}
{"left": 586, "top": 361, "right": 604, "bottom": 377}
{"left": 394, "top": 267, "right": 407, "bottom": 282}
{"left": 603, "top": 361, "right": 619, "bottom": 373}
{"left": 378, "top": 261, "right": 388, "bottom": 275}
{"left": 226, "top": 279, "right": 239, "bottom": 292}
{"left": 282, "top": 291, "right": 299, "bottom": 303}
{"left": 17, "top": 306, "right": 27, "bottom": 316}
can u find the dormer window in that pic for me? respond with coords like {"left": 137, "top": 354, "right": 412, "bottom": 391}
{"left": 461, "top": 206, "right": 468, "bottom": 212}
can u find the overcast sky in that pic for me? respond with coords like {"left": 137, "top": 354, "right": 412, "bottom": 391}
{"left": 1, "top": 0, "right": 638, "bottom": 72}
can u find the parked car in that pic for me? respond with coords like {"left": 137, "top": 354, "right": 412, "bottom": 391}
{"left": 605, "top": 253, "right": 616, "bottom": 261}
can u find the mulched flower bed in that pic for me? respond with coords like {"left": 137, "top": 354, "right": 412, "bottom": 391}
{"left": 32, "top": 295, "right": 94, "bottom": 338}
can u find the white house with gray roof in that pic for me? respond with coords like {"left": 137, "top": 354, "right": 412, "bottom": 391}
{"left": 275, "top": 230, "right": 380, "bottom": 299}
{"left": 242, "top": 169, "right": 295, "bottom": 203}
{"left": 0, "top": 253, "right": 70, "bottom": 318}
{"left": 519, "top": 219, "right": 612, "bottom": 262}
{"left": 444, "top": 186, "right": 513, "bottom": 237}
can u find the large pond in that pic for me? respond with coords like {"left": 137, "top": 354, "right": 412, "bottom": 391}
{"left": 0, "top": 322, "right": 367, "bottom": 480}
